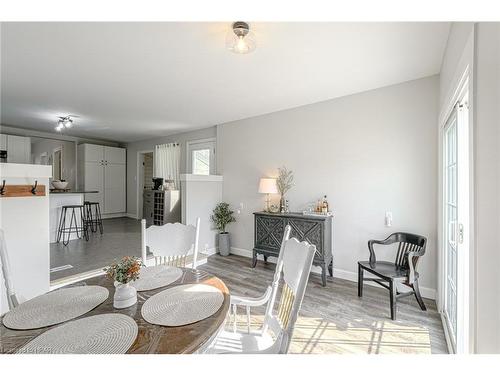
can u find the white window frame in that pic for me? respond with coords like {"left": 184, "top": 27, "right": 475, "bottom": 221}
{"left": 186, "top": 137, "right": 216, "bottom": 175}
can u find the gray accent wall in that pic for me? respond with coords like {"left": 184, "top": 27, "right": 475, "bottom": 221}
{"left": 217, "top": 76, "right": 439, "bottom": 296}
{"left": 125, "top": 126, "right": 217, "bottom": 217}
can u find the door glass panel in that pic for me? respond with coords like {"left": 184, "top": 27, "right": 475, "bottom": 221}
{"left": 444, "top": 112, "right": 458, "bottom": 342}
{"left": 192, "top": 149, "right": 210, "bottom": 175}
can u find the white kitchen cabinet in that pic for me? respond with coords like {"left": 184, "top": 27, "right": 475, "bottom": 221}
{"left": 84, "top": 161, "right": 105, "bottom": 209}
{"left": 82, "top": 143, "right": 105, "bottom": 163}
{"left": 5, "top": 135, "right": 31, "bottom": 163}
{"left": 104, "top": 146, "right": 126, "bottom": 165}
{"left": 104, "top": 163, "right": 126, "bottom": 213}
{"left": 78, "top": 144, "right": 126, "bottom": 215}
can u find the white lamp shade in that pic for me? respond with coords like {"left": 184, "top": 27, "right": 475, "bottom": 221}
{"left": 258, "top": 178, "right": 278, "bottom": 194}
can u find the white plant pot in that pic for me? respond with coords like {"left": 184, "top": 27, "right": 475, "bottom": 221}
{"left": 113, "top": 282, "right": 137, "bottom": 309}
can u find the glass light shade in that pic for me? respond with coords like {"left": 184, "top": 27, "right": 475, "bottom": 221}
{"left": 258, "top": 178, "right": 278, "bottom": 194}
{"left": 226, "top": 25, "right": 256, "bottom": 54}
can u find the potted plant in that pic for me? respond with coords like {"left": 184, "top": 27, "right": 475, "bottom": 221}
{"left": 211, "top": 202, "right": 236, "bottom": 256}
{"left": 104, "top": 256, "right": 143, "bottom": 309}
{"left": 276, "top": 166, "right": 294, "bottom": 213}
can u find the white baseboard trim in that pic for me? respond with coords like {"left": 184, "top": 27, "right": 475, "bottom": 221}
{"left": 229, "top": 246, "right": 436, "bottom": 300}
{"left": 203, "top": 247, "right": 218, "bottom": 256}
{"left": 125, "top": 213, "right": 139, "bottom": 220}
{"left": 440, "top": 313, "right": 454, "bottom": 354}
{"left": 229, "top": 247, "right": 252, "bottom": 258}
{"left": 101, "top": 212, "right": 128, "bottom": 219}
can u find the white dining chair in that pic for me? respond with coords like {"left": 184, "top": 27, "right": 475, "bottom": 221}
{"left": 0, "top": 229, "right": 23, "bottom": 310}
{"left": 206, "top": 225, "right": 316, "bottom": 354}
{"left": 228, "top": 226, "right": 292, "bottom": 334}
{"left": 141, "top": 218, "right": 200, "bottom": 269}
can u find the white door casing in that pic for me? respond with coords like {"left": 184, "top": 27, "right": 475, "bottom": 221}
{"left": 441, "top": 84, "right": 471, "bottom": 354}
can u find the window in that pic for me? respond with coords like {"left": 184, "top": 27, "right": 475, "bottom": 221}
{"left": 192, "top": 149, "right": 210, "bottom": 175}
{"left": 187, "top": 139, "right": 216, "bottom": 175}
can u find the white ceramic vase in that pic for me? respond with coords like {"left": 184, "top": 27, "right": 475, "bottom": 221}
{"left": 113, "top": 282, "right": 137, "bottom": 309}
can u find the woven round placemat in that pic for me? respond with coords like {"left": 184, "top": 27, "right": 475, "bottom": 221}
{"left": 2, "top": 286, "right": 109, "bottom": 330}
{"left": 129, "top": 265, "right": 182, "bottom": 292}
{"left": 141, "top": 284, "right": 224, "bottom": 327}
{"left": 16, "top": 314, "right": 138, "bottom": 354}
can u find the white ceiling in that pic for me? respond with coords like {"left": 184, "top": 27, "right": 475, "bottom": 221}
{"left": 1, "top": 22, "right": 450, "bottom": 143}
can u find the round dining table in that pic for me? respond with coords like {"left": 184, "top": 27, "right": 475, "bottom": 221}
{"left": 0, "top": 267, "right": 230, "bottom": 354}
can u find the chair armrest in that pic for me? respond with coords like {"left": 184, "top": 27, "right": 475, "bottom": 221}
{"left": 367, "top": 240, "right": 377, "bottom": 266}
{"left": 367, "top": 235, "right": 398, "bottom": 266}
{"left": 230, "top": 286, "right": 272, "bottom": 307}
{"left": 407, "top": 249, "right": 425, "bottom": 284}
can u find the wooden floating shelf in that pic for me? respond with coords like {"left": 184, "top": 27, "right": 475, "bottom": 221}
{"left": 0, "top": 184, "right": 46, "bottom": 198}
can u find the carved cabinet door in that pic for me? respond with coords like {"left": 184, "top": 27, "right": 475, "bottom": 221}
{"left": 287, "top": 218, "right": 324, "bottom": 259}
{"left": 255, "top": 215, "right": 285, "bottom": 252}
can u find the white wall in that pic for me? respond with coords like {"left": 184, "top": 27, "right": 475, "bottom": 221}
{"left": 180, "top": 174, "right": 223, "bottom": 254}
{"left": 440, "top": 23, "right": 475, "bottom": 108}
{"left": 217, "top": 76, "right": 439, "bottom": 297}
{"left": 126, "top": 126, "right": 216, "bottom": 218}
{"left": 0, "top": 124, "right": 121, "bottom": 147}
{"left": 0, "top": 164, "right": 52, "bottom": 314}
{"left": 473, "top": 22, "right": 500, "bottom": 354}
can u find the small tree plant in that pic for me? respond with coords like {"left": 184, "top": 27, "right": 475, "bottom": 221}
{"left": 211, "top": 202, "right": 236, "bottom": 234}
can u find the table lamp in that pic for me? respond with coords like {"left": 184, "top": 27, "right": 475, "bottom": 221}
{"left": 258, "top": 178, "right": 278, "bottom": 212}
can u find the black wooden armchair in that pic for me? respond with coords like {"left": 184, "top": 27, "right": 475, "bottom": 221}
{"left": 357, "top": 232, "right": 427, "bottom": 320}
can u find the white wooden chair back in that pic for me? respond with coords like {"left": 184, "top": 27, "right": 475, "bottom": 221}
{"left": 141, "top": 218, "right": 200, "bottom": 269}
{"left": 262, "top": 225, "right": 316, "bottom": 354}
{"left": 0, "top": 229, "right": 21, "bottom": 310}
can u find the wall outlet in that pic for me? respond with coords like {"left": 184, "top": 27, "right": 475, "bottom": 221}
{"left": 237, "top": 202, "right": 244, "bottom": 214}
{"left": 385, "top": 211, "right": 393, "bottom": 227}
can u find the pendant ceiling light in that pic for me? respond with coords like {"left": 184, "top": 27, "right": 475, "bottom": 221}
{"left": 55, "top": 116, "right": 74, "bottom": 131}
{"left": 226, "top": 21, "right": 256, "bottom": 54}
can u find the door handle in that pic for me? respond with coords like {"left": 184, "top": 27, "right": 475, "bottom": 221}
{"left": 458, "top": 223, "right": 464, "bottom": 244}
{"left": 448, "top": 221, "right": 456, "bottom": 247}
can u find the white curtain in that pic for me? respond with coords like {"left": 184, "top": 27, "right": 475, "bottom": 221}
{"left": 154, "top": 143, "right": 180, "bottom": 189}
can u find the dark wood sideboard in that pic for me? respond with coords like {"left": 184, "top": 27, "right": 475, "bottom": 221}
{"left": 252, "top": 212, "right": 333, "bottom": 286}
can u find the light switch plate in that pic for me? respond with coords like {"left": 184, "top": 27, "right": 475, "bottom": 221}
{"left": 385, "top": 211, "right": 393, "bottom": 227}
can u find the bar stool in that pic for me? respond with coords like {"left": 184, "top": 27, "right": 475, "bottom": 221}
{"left": 84, "top": 201, "right": 104, "bottom": 234}
{"left": 56, "top": 205, "right": 89, "bottom": 246}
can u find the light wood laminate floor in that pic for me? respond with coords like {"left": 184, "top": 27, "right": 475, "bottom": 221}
{"left": 199, "top": 254, "right": 448, "bottom": 354}
{"left": 50, "top": 218, "right": 142, "bottom": 280}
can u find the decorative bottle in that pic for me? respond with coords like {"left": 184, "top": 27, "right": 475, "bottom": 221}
{"left": 322, "top": 195, "right": 328, "bottom": 214}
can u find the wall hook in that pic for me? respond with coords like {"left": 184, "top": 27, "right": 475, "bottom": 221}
{"left": 0, "top": 180, "right": 5, "bottom": 196}
{"left": 31, "top": 180, "right": 38, "bottom": 195}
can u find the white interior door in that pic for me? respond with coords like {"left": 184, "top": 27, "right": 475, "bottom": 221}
{"left": 442, "top": 92, "right": 470, "bottom": 353}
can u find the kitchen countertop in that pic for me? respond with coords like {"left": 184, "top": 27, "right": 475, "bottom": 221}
{"left": 49, "top": 190, "right": 99, "bottom": 194}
